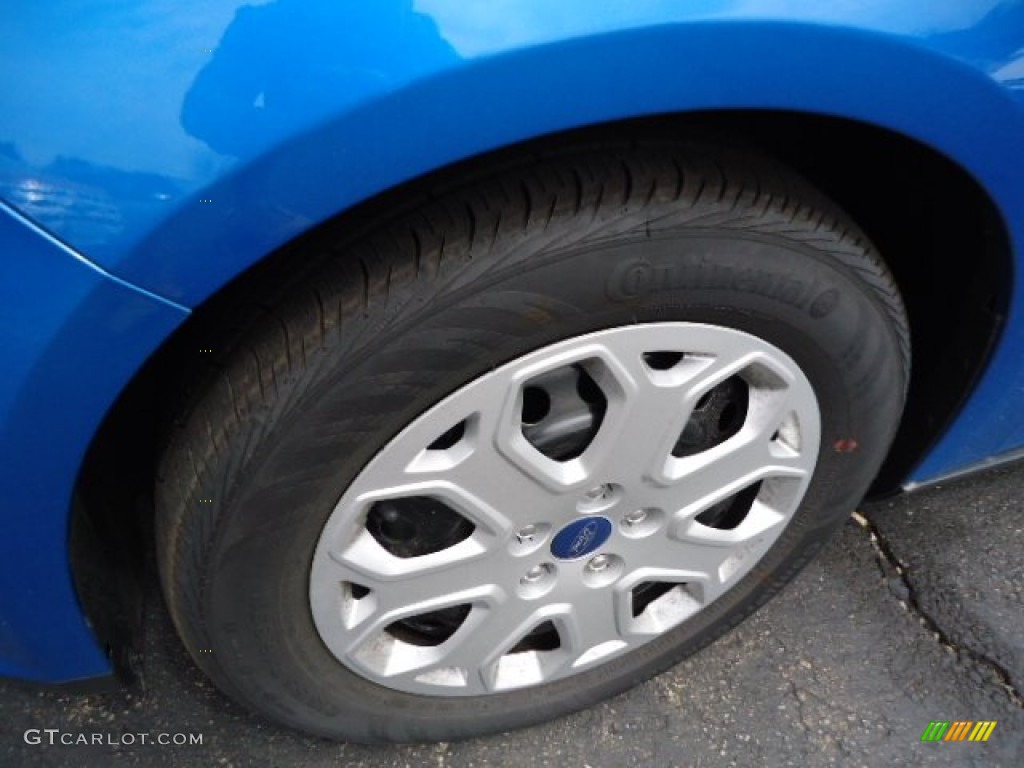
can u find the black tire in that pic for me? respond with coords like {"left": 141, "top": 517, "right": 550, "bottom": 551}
{"left": 155, "top": 143, "right": 909, "bottom": 743}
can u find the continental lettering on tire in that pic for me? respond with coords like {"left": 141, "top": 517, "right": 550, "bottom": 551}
{"left": 605, "top": 258, "right": 837, "bottom": 317}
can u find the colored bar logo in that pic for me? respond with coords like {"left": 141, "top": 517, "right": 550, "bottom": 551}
{"left": 920, "top": 721, "right": 997, "bottom": 742}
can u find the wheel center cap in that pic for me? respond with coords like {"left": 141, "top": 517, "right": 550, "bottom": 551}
{"left": 550, "top": 516, "right": 613, "bottom": 561}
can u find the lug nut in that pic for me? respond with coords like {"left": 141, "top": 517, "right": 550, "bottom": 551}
{"left": 584, "top": 484, "right": 612, "bottom": 502}
{"left": 521, "top": 564, "right": 547, "bottom": 584}
{"left": 624, "top": 509, "right": 648, "bottom": 526}
{"left": 587, "top": 554, "right": 611, "bottom": 572}
{"left": 516, "top": 525, "right": 537, "bottom": 543}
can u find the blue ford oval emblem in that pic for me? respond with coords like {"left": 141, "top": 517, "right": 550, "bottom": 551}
{"left": 550, "top": 517, "right": 613, "bottom": 561}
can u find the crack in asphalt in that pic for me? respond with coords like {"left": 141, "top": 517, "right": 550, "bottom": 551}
{"left": 787, "top": 681, "right": 813, "bottom": 733}
{"left": 851, "top": 511, "right": 1024, "bottom": 709}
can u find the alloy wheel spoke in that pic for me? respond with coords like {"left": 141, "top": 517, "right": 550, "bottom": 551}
{"left": 666, "top": 431, "right": 808, "bottom": 521}
{"left": 318, "top": 548, "right": 501, "bottom": 648}
{"left": 443, "top": 600, "right": 550, "bottom": 691}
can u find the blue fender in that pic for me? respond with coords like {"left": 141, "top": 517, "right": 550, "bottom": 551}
{"left": 0, "top": 203, "right": 187, "bottom": 680}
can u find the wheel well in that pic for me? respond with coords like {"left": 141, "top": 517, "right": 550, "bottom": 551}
{"left": 727, "top": 113, "right": 1010, "bottom": 494}
{"left": 71, "top": 110, "right": 1011, "bottom": 676}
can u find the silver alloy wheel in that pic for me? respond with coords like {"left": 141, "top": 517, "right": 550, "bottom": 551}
{"left": 310, "top": 323, "right": 820, "bottom": 696}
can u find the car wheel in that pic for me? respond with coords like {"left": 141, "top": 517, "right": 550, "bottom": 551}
{"left": 156, "top": 144, "right": 909, "bottom": 743}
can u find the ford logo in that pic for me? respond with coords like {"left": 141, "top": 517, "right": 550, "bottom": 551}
{"left": 550, "top": 516, "right": 613, "bottom": 561}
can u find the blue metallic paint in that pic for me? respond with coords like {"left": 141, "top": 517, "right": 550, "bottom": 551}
{"left": 0, "top": 202, "right": 187, "bottom": 680}
{"left": 0, "top": 1, "right": 1022, "bottom": 681}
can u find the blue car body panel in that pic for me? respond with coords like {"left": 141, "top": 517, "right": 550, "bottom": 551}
{"left": 0, "top": 1, "right": 1022, "bottom": 680}
{"left": 0, "top": 203, "right": 187, "bottom": 680}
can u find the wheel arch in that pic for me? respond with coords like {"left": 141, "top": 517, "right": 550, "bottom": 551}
{"left": 71, "top": 108, "right": 1011, "bottom": 677}
{"left": 102, "top": 18, "right": 1023, "bottom": 311}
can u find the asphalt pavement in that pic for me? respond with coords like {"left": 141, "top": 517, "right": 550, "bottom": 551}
{"left": 2, "top": 464, "right": 1022, "bottom": 767}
